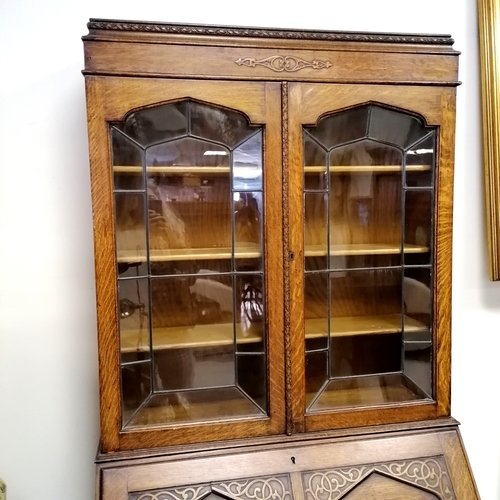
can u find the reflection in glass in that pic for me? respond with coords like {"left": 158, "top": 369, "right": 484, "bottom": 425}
{"left": 145, "top": 139, "right": 230, "bottom": 275}
{"left": 191, "top": 101, "right": 256, "bottom": 148}
{"left": 122, "top": 363, "right": 151, "bottom": 426}
{"left": 329, "top": 139, "right": 402, "bottom": 169}
{"left": 404, "top": 268, "right": 431, "bottom": 334}
{"left": 119, "top": 278, "right": 150, "bottom": 363}
{"left": 405, "top": 191, "right": 432, "bottom": 266}
{"left": 147, "top": 137, "right": 230, "bottom": 169}
{"left": 404, "top": 343, "right": 432, "bottom": 397}
{"left": 369, "top": 106, "right": 429, "bottom": 149}
{"left": 237, "top": 354, "right": 267, "bottom": 412}
{"left": 307, "top": 106, "right": 370, "bottom": 150}
{"left": 406, "top": 133, "right": 435, "bottom": 188}
{"left": 234, "top": 192, "right": 263, "bottom": 271}
{"left": 237, "top": 274, "right": 264, "bottom": 350}
{"left": 305, "top": 193, "right": 328, "bottom": 270}
{"left": 304, "top": 134, "right": 328, "bottom": 190}
{"left": 111, "top": 128, "right": 144, "bottom": 190}
{"left": 115, "top": 102, "right": 188, "bottom": 147}
{"left": 113, "top": 99, "right": 267, "bottom": 428}
{"left": 233, "top": 131, "right": 262, "bottom": 191}
{"left": 114, "top": 192, "right": 148, "bottom": 278}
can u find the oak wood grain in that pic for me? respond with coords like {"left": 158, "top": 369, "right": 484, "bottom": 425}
{"left": 439, "top": 430, "right": 480, "bottom": 499}
{"left": 434, "top": 88, "right": 456, "bottom": 418}
{"left": 83, "top": 24, "right": 466, "bottom": 492}
{"left": 84, "top": 41, "right": 459, "bottom": 85}
{"left": 98, "top": 424, "right": 478, "bottom": 499}
{"left": 85, "top": 77, "right": 121, "bottom": 452}
{"left": 120, "top": 314, "right": 428, "bottom": 353}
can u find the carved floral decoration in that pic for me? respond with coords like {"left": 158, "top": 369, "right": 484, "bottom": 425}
{"left": 235, "top": 56, "right": 332, "bottom": 72}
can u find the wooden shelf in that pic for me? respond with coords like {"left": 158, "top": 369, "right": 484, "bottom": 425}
{"left": 117, "top": 242, "right": 427, "bottom": 264}
{"left": 305, "top": 243, "right": 428, "bottom": 257}
{"left": 117, "top": 245, "right": 261, "bottom": 263}
{"left": 121, "top": 323, "right": 262, "bottom": 353}
{"left": 114, "top": 165, "right": 230, "bottom": 175}
{"left": 114, "top": 165, "right": 430, "bottom": 175}
{"left": 121, "top": 314, "right": 427, "bottom": 353}
{"left": 305, "top": 164, "right": 431, "bottom": 174}
{"left": 305, "top": 314, "right": 426, "bottom": 339}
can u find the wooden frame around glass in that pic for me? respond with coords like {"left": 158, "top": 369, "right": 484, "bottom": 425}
{"left": 85, "top": 76, "right": 286, "bottom": 452}
{"left": 478, "top": 0, "right": 500, "bottom": 280}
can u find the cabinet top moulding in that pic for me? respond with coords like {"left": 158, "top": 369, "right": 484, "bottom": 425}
{"left": 82, "top": 19, "right": 460, "bottom": 85}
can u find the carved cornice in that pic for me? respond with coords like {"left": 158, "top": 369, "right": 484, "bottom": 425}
{"left": 87, "top": 20, "right": 454, "bottom": 45}
{"left": 236, "top": 56, "right": 331, "bottom": 72}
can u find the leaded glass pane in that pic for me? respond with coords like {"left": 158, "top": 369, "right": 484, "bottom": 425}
{"left": 406, "top": 133, "right": 435, "bottom": 188}
{"left": 369, "top": 105, "right": 428, "bottom": 149}
{"left": 234, "top": 191, "right": 263, "bottom": 272}
{"left": 112, "top": 99, "right": 267, "bottom": 429}
{"left": 115, "top": 102, "right": 188, "bottom": 147}
{"left": 404, "top": 191, "right": 432, "bottom": 266}
{"left": 307, "top": 106, "right": 369, "bottom": 150}
{"left": 119, "top": 278, "right": 150, "bottom": 364}
{"left": 111, "top": 128, "right": 144, "bottom": 190}
{"left": 305, "top": 192, "right": 328, "bottom": 271}
{"left": 233, "top": 131, "right": 263, "bottom": 191}
{"left": 114, "top": 192, "right": 148, "bottom": 278}
{"left": 191, "top": 101, "right": 256, "bottom": 148}
{"left": 304, "top": 104, "right": 435, "bottom": 413}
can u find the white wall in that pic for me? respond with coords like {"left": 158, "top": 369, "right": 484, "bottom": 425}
{"left": 0, "top": 0, "right": 498, "bottom": 498}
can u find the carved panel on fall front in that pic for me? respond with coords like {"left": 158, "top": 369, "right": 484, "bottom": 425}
{"left": 129, "top": 474, "right": 293, "bottom": 500}
{"left": 302, "top": 456, "right": 455, "bottom": 500}
{"left": 129, "top": 486, "right": 212, "bottom": 500}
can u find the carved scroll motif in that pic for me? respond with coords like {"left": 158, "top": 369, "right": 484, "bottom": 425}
{"left": 302, "top": 457, "right": 455, "bottom": 500}
{"left": 130, "top": 486, "right": 211, "bottom": 500}
{"left": 377, "top": 459, "right": 454, "bottom": 500}
{"left": 130, "top": 475, "right": 293, "bottom": 500}
{"left": 235, "top": 56, "right": 332, "bottom": 72}
{"left": 213, "top": 475, "right": 293, "bottom": 500}
{"left": 304, "top": 467, "right": 370, "bottom": 500}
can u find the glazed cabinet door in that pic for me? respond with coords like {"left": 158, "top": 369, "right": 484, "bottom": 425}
{"left": 86, "top": 77, "right": 285, "bottom": 451}
{"left": 286, "top": 83, "right": 455, "bottom": 432}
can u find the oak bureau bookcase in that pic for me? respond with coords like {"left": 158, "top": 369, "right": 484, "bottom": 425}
{"left": 82, "top": 19, "right": 478, "bottom": 499}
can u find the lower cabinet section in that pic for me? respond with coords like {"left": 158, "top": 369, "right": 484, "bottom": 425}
{"left": 97, "top": 421, "right": 478, "bottom": 500}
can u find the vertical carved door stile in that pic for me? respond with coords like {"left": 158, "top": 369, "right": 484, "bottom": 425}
{"left": 282, "top": 81, "right": 293, "bottom": 436}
